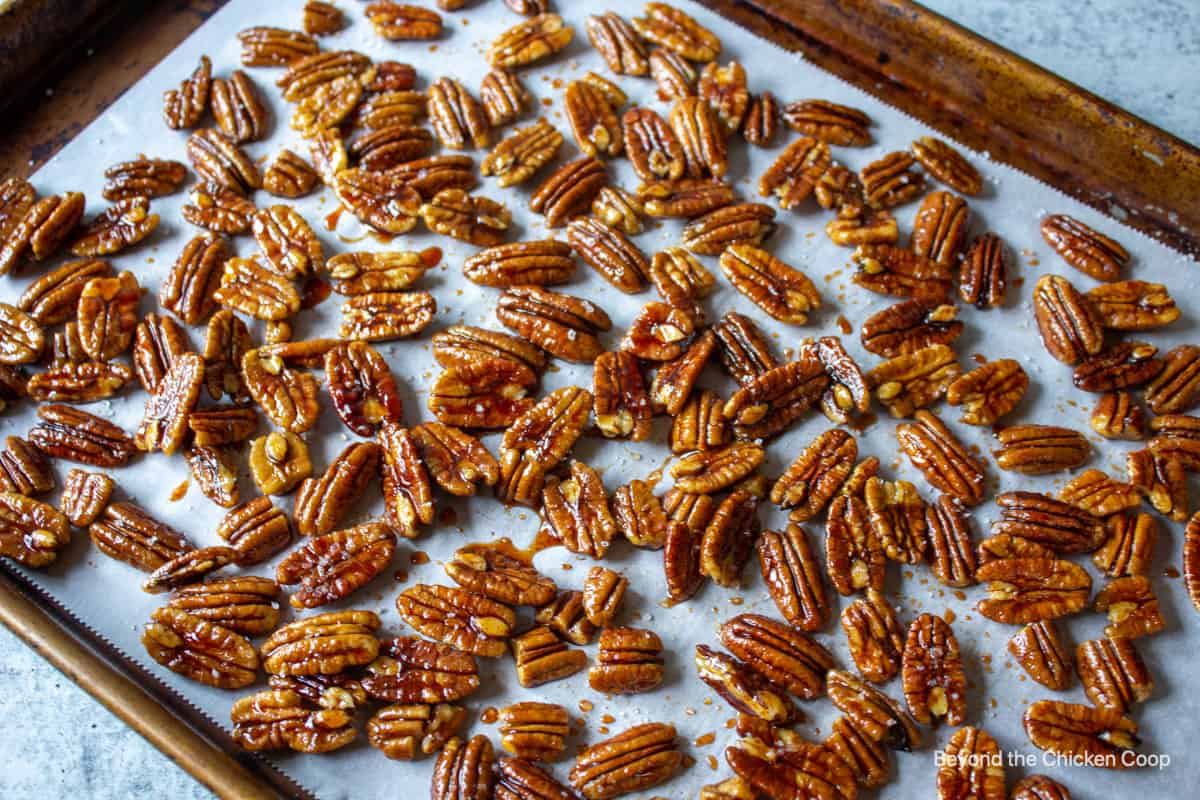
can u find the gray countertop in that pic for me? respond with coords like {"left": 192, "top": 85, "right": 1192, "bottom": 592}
{"left": 2, "top": 1, "right": 1198, "bottom": 798}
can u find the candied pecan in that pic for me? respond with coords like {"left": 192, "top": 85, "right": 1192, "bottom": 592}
{"left": 825, "top": 494, "right": 884, "bottom": 595}
{"left": 367, "top": 703, "right": 464, "bottom": 761}
{"left": 28, "top": 404, "right": 136, "bottom": 467}
{"left": 0, "top": 365, "right": 23, "bottom": 412}
{"left": 958, "top": 232, "right": 1009, "bottom": 308}
{"left": 277, "top": 50, "right": 373, "bottom": 101}
{"left": 329, "top": 252, "right": 424, "bottom": 296}
{"left": 937, "top": 726, "right": 1004, "bottom": 800}
{"left": 1186, "top": 512, "right": 1200, "bottom": 613}
{"left": 497, "top": 286, "right": 610, "bottom": 362}
{"left": 977, "top": 533, "right": 1055, "bottom": 564}
{"left": 411, "top": 422, "right": 499, "bottom": 496}
{"left": 132, "top": 313, "right": 188, "bottom": 394}
{"left": 0, "top": 307, "right": 42, "bottom": 369}
{"left": 260, "top": 609, "right": 381, "bottom": 676}
{"left": 142, "top": 546, "right": 238, "bottom": 594}
{"left": 482, "top": 119, "right": 564, "bottom": 188}
{"left": 365, "top": 1, "right": 442, "bottom": 39}
{"left": 901, "top": 613, "right": 966, "bottom": 726}
{"left": 277, "top": 522, "right": 396, "bottom": 608}
{"left": 648, "top": 46, "right": 696, "bottom": 99}
{"left": 396, "top": 584, "right": 515, "bottom": 657}
{"left": 861, "top": 300, "right": 961, "bottom": 360}
{"left": 896, "top": 410, "right": 984, "bottom": 505}
{"left": 217, "top": 496, "right": 292, "bottom": 566}
{"left": 432, "top": 735, "right": 496, "bottom": 800}
{"left": 1074, "top": 341, "right": 1162, "bottom": 393}
{"left": 758, "top": 136, "right": 831, "bottom": 209}
{"left": 842, "top": 588, "right": 903, "bottom": 683}
{"left": 741, "top": 90, "right": 779, "bottom": 146}
{"left": 593, "top": 350, "right": 651, "bottom": 440}
{"left": 976, "top": 557, "right": 1091, "bottom": 624}
{"left": 1011, "top": 776, "right": 1072, "bottom": 800}
{"left": 612, "top": 479, "right": 669, "bottom": 548}
{"left": 992, "top": 424, "right": 1090, "bottom": 475}
{"left": 784, "top": 99, "right": 871, "bottom": 146}
{"left": 497, "top": 758, "right": 575, "bottom": 800}
{"left": 1087, "top": 279, "right": 1179, "bottom": 330}
{"left": 713, "top": 312, "right": 776, "bottom": 385}
{"left": 924, "top": 495, "right": 975, "bottom": 587}
{"left": 540, "top": 460, "right": 618, "bottom": 558}
{"left": 1128, "top": 449, "right": 1188, "bottom": 521}
{"left": 156, "top": 235, "right": 223, "bottom": 325}
{"left": 446, "top": 540, "right": 555, "bottom": 607}
{"left": 58, "top": 469, "right": 113, "bottom": 527}
{"left": 496, "top": 386, "right": 591, "bottom": 506}
{"left": 944, "top": 358, "right": 1027, "bottom": 426}
{"left": 860, "top": 150, "right": 924, "bottom": 208}
{"left": 168, "top": 576, "right": 280, "bottom": 637}
{"left": 535, "top": 590, "right": 596, "bottom": 645}
{"left": 252, "top": 205, "right": 323, "bottom": 278}
{"left": 512, "top": 625, "right": 587, "bottom": 687}
{"left": 1008, "top": 620, "right": 1072, "bottom": 690}
{"left": 142, "top": 607, "right": 257, "bottom": 689}
{"left": 865, "top": 477, "right": 927, "bottom": 563}
{"left": 910, "top": 190, "right": 969, "bottom": 268}
{"left": 696, "top": 644, "right": 798, "bottom": 724}
{"left": 650, "top": 246, "right": 714, "bottom": 314}
{"left": 650, "top": 329, "right": 717, "bottom": 415}
{"left": 828, "top": 209, "right": 900, "bottom": 246}
{"left": 70, "top": 196, "right": 159, "bottom": 257}
{"left": 293, "top": 441, "right": 381, "bottom": 537}
{"left": 670, "top": 96, "right": 727, "bottom": 179}
{"left": 210, "top": 70, "right": 268, "bottom": 145}
{"left": 163, "top": 55, "right": 211, "bottom": 129}
{"left": 867, "top": 343, "right": 960, "bottom": 418}
{"left": 201, "top": 310, "right": 249, "bottom": 403}
{"left": 620, "top": 301, "right": 694, "bottom": 361}
{"left": 231, "top": 689, "right": 355, "bottom": 753}
{"left": 1041, "top": 214, "right": 1127, "bottom": 281}
{"left": 591, "top": 185, "right": 644, "bottom": 235}
{"left": 300, "top": 0, "right": 342, "bottom": 34}
{"left": 1094, "top": 575, "right": 1163, "bottom": 639}
{"left": 639, "top": 177, "right": 733, "bottom": 218}
{"left": 671, "top": 442, "right": 763, "bottom": 494}
{"left": 992, "top": 490, "right": 1104, "bottom": 553}
{"left": 105, "top": 158, "right": 181, "bottom": 202}
{"left": 719, "top": 243, "right": 820, "bottom": 324}
{"left": 1033, "top": 274, "right": 1105, "bottom": 364}
{"left": 700, "top": 489, "right": 760, "bottom": 587}
{"left": 134, "top": 352, "right": 204, "bottom": 456}
{"left": 567, "top": 217, "right": 647, "bottom": 293}
{"left": 852, "top": 243, "right": 951, "bottom": 302}
{"left": 662, "top": 519, "right": 704, "bottom": 605}
{"left": 1024, "top": 699, "right": 1138, "bottom": 769}
{"left": 479, "top": 69, "right": 529, "bottom": 127}
{"left": 1058, "top": 469, "right": 1140, "bottom": 517}
{"left": 1149, "top": 413, "right": 1200, "bottom": 468}
{"left": 826, "top": 669, "right": 920, "bottom": 750}
{"left": 1077, "top": 636, "right": 1152, "bottom": 712}
{"left": 726, "top": 738, "right": 855, "bottom": 800}
{"left": 242, "top": 350, "right": 320, "bottom": 434}
{"left": 489, "top": 12, "right": 573, "bottom": 68}
{"left": 824, "top": 715, "right": 888, "bottom": 790}
{"left": 756, "top": 524, "right": 826, "bottom": 629}
{"left": 570, "top": 723, "right": 682, "bottom": 800}
{"left": 2, "top": 191, "right": 85, "bottom": 268}
{"left": 182, "top": 181, "right": 256, "bottom": 235}
{"left": 332, "top": 168, "right": 422, "bottom": 234}
{"left": 719, "top": 613, "right": 832, "bottom": 701}
{"left": 363, "top": 636, "right": 480, "bottom": 703}
{"left": 427, "top": 76, "right": 489, "bottom": 151}
{"left": 0, "top": 492, "right": 70, "bottom": 568}
{"left": 723, "top": 355, "right": 829, "bottom": 440}
{"left": 578, "top": 566, "right": 627, "bottom": 628}
{"left": 771, "top": 429, "right": 855, "bottom": 522}
{"left": 18, "top": 258, "right": 109, "bottom": 327}
{"left": 670, "top": 390, "right": 728, "bottom": 454}
{"left": 910, "top": 136, "right": 981, "bottom": 195}
{"left": 1145, "top": 343, "right": 1200, "bottom": 413}
{"left": 354, "top": 87, "right": 428, "bottom": 130}
{"left": 187, "top": 128, "right": 260, "bottom": 193}
{"left": 565, "top": 76, "right": 623, "bottom": 159}
{"left": 326, "top": 340, "right": 405, "bottom": 435}
{"left": 587, "top": 12, "right": 648, "bottom": 75}
{"left": 185, "top": 445, "right": 240, "bottom": 508}
{"left": 531, "top": 157, "right": 607, "bottom": 228}
{"left": 698, "top": 60, "right": 748, "bottom": 131}
{"left": 27, "top": 359, "right": 134, "bottom": 404}
{"left": 633, "top": 3, "right": 719, "bottom": 60}
{"left": 810, "top": 337, "right": 872, "bottom": 424}
{"left": 237, "top": 26, "right": 317, "bottom": 66}
{"left": 339, "top": 291, "right": 436, "bottom": 341}
{"left": 75, "top": 271, "right": 138, "bottom": 363}
{"left": 499, "top": 702, "right": 569, "bottom": 761}
{"left": 89, "top": 502, "right": 193, "bottom": 572}
{"left": 214, "top": 258, "right": 300, "bottom": 322}
{"left": 348, "top": 124, "right": 434, "bottom": 172}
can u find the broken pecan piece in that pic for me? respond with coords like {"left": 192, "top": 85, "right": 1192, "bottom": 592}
{"left": 367, "top": 703, "right": 464, "bottom": 761}
{"left": 497, "top": 386, "right": 591, "bottom": 506}
{"left": 248, "top": 431, "right": 312, "bottom": 496}
{"left": 135, "top": 352, "right": 204, "bottom": 456}
{"left": 612, "top": 479, "right": 669, "bottom": 548}
{"left": 512, "top": 625, "right": 588, "bottom": 687}
{"left": 696, "top": 644, "right": 799, "bottom": 724}
{"left": 142, "top": 546, "right": 237, "bottom": 594}
{"left": 1094, "top": 575, "right": 1163, "bottom": 639}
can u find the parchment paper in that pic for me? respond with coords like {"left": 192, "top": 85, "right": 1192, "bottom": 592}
{"left": 5, "top": 1, "right": 1199, "bottom": 797}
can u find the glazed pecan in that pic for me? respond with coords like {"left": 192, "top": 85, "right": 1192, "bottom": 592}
{"left": 499, "top": 702, "right": 569, "bottom": 761}
{"left": 1186, "top": 512, "right": 1200, "bottom": 613}
{"left": 1011, "top": 776, "right": 1072, "bottom": 800}
{"left": 842, "top": 588, "right": 903, "bottom": 683}
{"left": 27, "top": 359, "right": 134, "bottom": 404}
{"left": 757, "top": 524, "right": 827, "bottom": 630}
{"left": 541, "top": 460, "right": 618, "bottom": 559}
{"left": 1087, "top": 279, "right": 1179, "bottom": 330}
{"left": 758, "top": 136, "right": 831, "bottom": 209}
{"left": 826, "top": 669, "right": 920, "bottom": 750}
{"left": 211, "top": 70, "right": 268, "bottom": 144}
{"left": 396, "top": 584, "right": 515, "bottom": 657}
{"left": 722, "top": 355, "right": 829, "bottom": 440}
{"left": 489, "top": 12, "right": 573, "bottom": 68}
{"left": 927, "top": 495, "right": 976, "bottom": 587}
{"left": 186, "top": 445, "right": 240, "bottom": 508}
{"left": 1007, "top": 620, "right": 1072, "bottom": 690}
{"left": 784, "top": 99, "right": 871, "bottom": 146}
{"left": 58, "top": 469, "right": 113, "bottom": 527}
{"left": 719, "top": 243, "right": 820, "bottom": 324}
{"left": 992, "top": 424, "right": 1090, "bottom": 475}
{"left": 567, "top": 217, "right": 647, "bottom": 292}
{"left": 480, "top": 69, "right": 530, "bottom": 127}
{"left": 910, "top": 190, "right": 969, "bottom": 268}
{"left": 428, "top": 351, "right": 532, "bottom": 425}
{"left": 977, "top": 533, "right": 1055, "bottom": 565}
{"left": 422, "top": 189, "right": 511, "bottom": 246}
{"left": 267, "top": 666, "right": 367, "bottom": 712}
{"left": 187, "top": 128, "right": 260, "bottom": 193}
{"left": 496, "top": 758, "right": 575, "bottom": 800}
{"left": 339, "top": 291, "right": 436, "bottom": 341}
{"left": 512, "top": 625, "right": 588, "bottom": 687}
{"left": 719, "top": 613, "right": 832, "bottom": 701}
{"left": 182, "top": 181, "right": 256, "bottom": 235}
{"left": 261, "top": 609, "right": 381, "bottom": 676}
{"left": 253, "top": 205, "right": 323, "bottom": 278}
{"left": 1145, "top": 343, "right": 1200, "bottom": 413}
{"left": 650, "top": 328, "right": 716, "bottom": 415}
{"left": 427, "top": 77, "right": 489, "bottom": 151}
{"left": 824, "top": 715, "right": 888, "bottom": 790}
{"left": 411, "top": 422, "right": 499, "bottom": 496}
{"left": 134, "top": 352, "right": 204, "bottom": 456}
{"left": 132, "top": 313, "right": 188, "bottom": 394}
{"left": 591, "top": 185, "right": 644, "bottom": 236}
{"left": 324, "top": 341, "right": 403, "bottom": 436}
{"left": 277, "top": 50, "right": 373, "bottom": 102}
{"left": 303, "top": 0, "right": 343, "bottom": 34}
{"left": 649, "top": 246, "right": 714, "bottom": 315}
{"left": 1094, "top": 575, "right": 1163, "bottom": 639}
{"left": 481, "top": 119, "right": 564, "bottom": 188}
{"left": 367, "top": 703, "right": 464, "bottom": 761}
{"left": 531, "top": 157, "right": 607, "bottom": 227}
{"left": 18, "top": 258, "right": 109, "bottom": 327}
{"left": 248, "top": 430, "right": 312, "bottom": 496}
{"left": 333, "top": 168, "right": 422, "bottom": 234}
{"left": 1077, "top": 636, "right": 1152, "bottom": 712}
{"left": 992, "top": 490, "right": 1104, "bottom": 553}
{"left": 633, "top": 2, "right": 719, "bottom": 60}
{"left": 237, "top": 26, "right": 318, "bottom": 66}
{"left": 670, "top": 390, "right": 728, "bottom": 453}
{"left": 593, "top": 350, "right": 652, "bottom": 440}
{"left": 1058, "top": 469, "right": 1140, "bottom": 517}
{"left": 867, "top": 344, "right": 960, "bottom": 418}
{"left": 726, "top": 738, "right": 855, "bottom": 800}
{"left": 771, "top": 429, "right": 855, "bottom": 522}
{"left": 217, "top": 496, "right": 292, "bottom": 566}
{"left": 277, "top": 522, "right": 396, "bottom": 608}
{"left": 865, "top": 477, "right": 927, "bottom": 563}
{"left": 348, "top": 123, "right": 435, "bottom": 172}
{"left": 958, "top": 232, "right": 1009, "bottom": 308}
{"left": 1073, "top": 341, "right": 1162, "bottom": 394}
{"left": 497, "top": 286, "right": 611, "bottom": 362}
{"left": 362, "top": 636, "right": 480, "bottom": 703}
{"left": 648, "top": 47, "right": 696, "bottom": 99}
{"left": 142, "top": 607, "right": 257, "bottom": 689}
{"left": 496, "top": 386, "right": 591, "bottom": 506}
{"left": 1149, "top": 413, "right": 1200, "bottom": 468}
{"left": 670, "top": 96, "right": 727, "bottom": 179}
{"left": 168, "top": 576, "right": 281, "bottom": 637}
{"left": 620, "top": 301, "right": 694, "bottom": 361}
{"left": 860, "top": 301, "right": 960, "bottom": 361}
{"left": 293, "top": 441, "right": 381, "bottom": 537}
{"left": 741, "top": 90, "right": 779, "bottom": 146}
{"left": 976, "top": 557, "right": 1091, "bottom": 624}
{"left": 565, "top": 76, "right": 624, "bottom": 159}
{"left": 0, "top": 492, "right": 70, "bottom": 568}
{"left": 696, "top": 644, "right": 798, "bottom": 724}
{"left": 612, "top": 479, "right": 669, "bottom": 548}
{"left": 860, "top": 150, "right": 924, "bottom": 208}
{"left": 672, "top": 442, "right": 763, "bottom": 495}
{"left": 1023, "top": 700, "right": 1138, "bottom": 769}
{"left": 662, "top": 519, "right": 703, "bottom": 605}
{"left": 1042, "top": 214, "right": 1127, "bottom": 281}
{"left": 354, "top": 87, "right": 428, "bottom": 130}
{"left": 141, "top": 545, "right": 237, "bottom": 594}
{"left": 163, "top": 55, "right": 211, "bottom": 129}
{"left": 698, "top": 60, "right": 749, "bottom": 131}
{"left": 75, "top": 271, "right": 138, "bottom": 362}
{"left": 896, "top": 410, "right": 985, "bottom": 505}
{"left": 713, "top": 312, "right": 777, "bottom": 385}
{"left": 945, "top": 358, "right": 1028, "bottom": 426}
{"left": 70, "top": 196, "right": 159, "bottom": 257}
{"left": 242, "top": 350, "right": 320, "bottom": 433}
{"left": 1128, "top": 449, "right": 1188, "bottom": 521}
{"left": 570, "top": 723, "right": 682, "bottom": 800}
{"left": 329, "top": 251, "right": 427, "bottom": 296}
{"left": 433, "top": 735, "right": 498, "bottom": 799}
{"left": 445, "top": 541, "right": 554, "bottom": 608}
{"left": 104, "top": 156, "right": 183, "bottom": 202}
{"left": 700, "top": 489, "right": 760, "bottom": 587}
{"left": 89, "top": 501, "right": 193, "bottom": 572}
{"left": 638, "top": 177, "right": 733, "bottom": 218}
{"left": 910, "top": 136, "right": 982, "bottom": 194}
{"left": 214, "top": 258, "right": 300, "bottom": 322}
{"left": 28, "top": 404, "right": 136, "bottom": 467}
{"left": 1, "top": 191, "right": 84, "bottom": 270}
{"left": 852, "top": 243, "right": 951, "bottom": 302}
{"left": 937, "top": 726, "right": 1004, "bottom": 800}
{"left": 1033, "top": 274, "right": 1105, "bottom": 364}
{"left": 901, "top": 613, "right": 966, "bottom": 726}
{"left": 535, "top": 590, "right": 596, "bottom": 645}
{"left": 156, "top": 235, "right": 224, "bottom": 325}
{"left": 366, "top": 2, "right": 442, "bottom": 39}
{"left": 231, "top": 690, "right": 355, "bottom": 753}
{"left": 587, "top": 12, "right": 649, "bottom": 75}
{"left": 825, "top": 494, "right": 885, "bottom": 596}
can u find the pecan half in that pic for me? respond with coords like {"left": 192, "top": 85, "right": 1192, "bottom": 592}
{"left": 447, "top": 540, "right": 555, "bottom": 607}
{"left": 570, "top": 723, "right": 682, "bottom": 800}
{"left": 1033, "top": 274, "right": 1105, "bottom": 364}
{"left": 612, "top": 479, "right": 669, "bottom": 548}
{"left": 531, "top": 157, "right": 608, "bottom": 228}
{"left": 650, "top": 328, "right": 716, "bottom": 415}
{"left": 277, "top": 523, "right": 396, "bottom": 608}
{"left": 927, "top": 495, "right": 977, "bottom": 587}
{"left": 157, "top": 235, "right": 224, "bottom": 325}
{"left": 662, "top": 519, "right": 704, "bottom": 605}
{"left": 911, "top": 136, "right": 981, "bottom": 194}
{"left": 541, "top": 460, "right": 618, "bottom": 559}
{"left": 187, "top": 128, "right": 260, "bottom": 193}
{"left": 621, "top": 301, "right": 694, "bottom": 361}
{"left": 1145, "top": 344, "right": 1200, "bottom": 413}
{"left": 182, "top": 181, "right": 256, "bottom": 235}
{"left": 186, "top": 445, "right": 240, "bottom": 509}
{"left": 723, "top": 355, "right": 829, "bottom": 440}
{"left": 1073, "top": 341, "right": 1162, "bottom": 393}
{"left": 945, "top": 358, "right": 1028, "bottom": 426}
{"left": 696, "top": 644, "right": 799, "bottom": 724}
{"left": 826, "top": 495, "right": 885, "bottom": 596}
{"left": 757, "top": 524, "right": 827, "bottom": 630}
{"left": 860, "top": 299, "right": 961, "bottom": 358}
{"left": 497, "top": 758, "right": 574, "bottom": 800}
{"left": 132, "top": 313, "right": 188, "bottom": 394}
{"left": 639, "top": 177, "right": 733, "bottom": 218}
{"left": 633, "top": 3, "right": 719, "bottom": 61}
{"left": 367, "top": 703, "right": 464, "bottom": 761}
{"left": 211, "top": 70, "right": 269, "bottom": 144}
{"left": 231, "top": 690, "right": 355, "bottom": 753}
{"left": 1094, "top": 575, "right": 1163, "bottom": 639}
{"left": 1024, "top": 700, "right": 1139, "bottom": 769}
{"left": 896, "top": 410, "right": 985, "bottom": 505}
{"left": 135, "top": 352, "right": 204, "bottom": 456}
{"left": 363, "top": 636, "right": 480, "bottom": 704}
{"left": 1149, "top": 413, "right": 1200, "bottom": 469}
{"left": 670, "top": 390, "right": 729, "bottom": 454}
{"left": 70, "top": 196, "right": 160, "bottom": 257}
{"left": 852, "top": 243, "right": 951, "bottom": 302}
{"left": 1042, "top": 214, "right": 1127, "bottom": 281}
{"left": 27, "top": 360, "right": 133, "bottom": 404}
{"left": 771, "top": 428, "right": 856, "bottom": 522}
{"left": 591, "top": 185, "right": 644, "bottom": 236}
{"left": 622, "top": 106, "right": 684, "bottom": 182}
{"left": 262, "top": 609, "right": 381, "bottom": 677}
{"left": 499, "top": 702, "right": 570, "bottom": 761}
{"left": 1007, "top": 620, "right": 1072, "bottom": 690}
{"left": 937, "top": 727, "right": 1004, "bottom": 800}
{"left": 698, "top": 60, "right": 749, "bottom": 132}
{"left": 1058, "top": 469, "right": 1140, "bottom": 517}
{"left": 277, "top": 50, "right": 373, "bottom": 101}
{"left": 333, "top": 169, "right": 422, "bottom": 234}
{"left": 902, "top": 613, "right": 966, "bottom": 726}
{"left": 758, "top": 136, "right": 831, "bottom": 209}
{"left": 238, "top": 26, "right": 318, "bottom": 66}
{"left": 593, "top": 350, "right": 652, "bottom": 440}
{"left": 58, "top": 469, "right": 113, "bottom": 527}
{"left": 865, "top": 477, "right": 927, "bottom": 563}
{"left": 565, "top": 76, "right": 623, "bottom": 159}
{"left": 215, "top": 258, "right": 300, "bottom": 322}
{"left": 672, "top": 442, "right": 763, "bottom": 495}
{"left": 824, "top": 716, "right": 888, "bottom": 790}
{"left": 1087, "top": 279, "right": 1179, "bottom": 330}
{"left": 535, "top": 590, "right": 596, "bottom": 645}
{"left": 489, "top": 12, "right": 573, "bottom": 68}
{"left": 18, "top": 258, "right": 108, "bottom": 327}
{"left": 993, "top": 424, "right": 1090, "bottom": 475}
{"left": 396, "top": 584, "right": 515, "bottom": 657}
{"left": 365, "top": 2, "right": 442, "bottom": 39}
{"left": 252, "top": 205, "right": 323, "bottom": 279}
{"left": 567, "top": 217, "right": 647, "bottom": 292}
{"left": 826, "top": 669, "right": 920, "bottom": 750}
{"left": 327, "top": 252, "right": 425, "bottom": 296}
{"left": 992, "top": 490, "right": 1104, "bottom": 553}
{"left": 842, "top": 588, "right": 903, "bottom": 683}
{"left": 294, "top": 441, "right": 380, "bottom": 537}
{"left": 0, "top": 492, "right": 70, "bottom": 568}
{"left": 248, "top": 431, "right": 312, "bottom": 496}
{"left": 140, "top": 544, "right": 237, "bottom": 595}
{"left": 480, "top": 69, "right": 530, "bottom": 127}
{"left": 76, "top": 271, "right": 139, "bottom": 362}
{"left": 350, "top": 124, "right": 436, "bottom": 171}
{"left": 668, "top": 96, "right": 727, "bottom": 179}
{"left": 650, "top": 246, "right": 714, "bottom": 316}
{"left": 860, "top": 151, "right": 924, "bottom": 208}
{"left": 167, "top": 576, "right": 280, "bottom": 637}
{"left": 89, "top": 502, "right": 193, "bottom": 572}
{"left": 421, "top": 188, "right": 511, "bottom": 246}
{"left": 339, "top": 291, "right": 436, "bottom": 341}
{"left": 512, "top": 625, "right": 588, "bottom": 687}
{"left": 1128, "top": 449, "right": 1188, "bottom": 521}
{"left": 497, "top": 286, "right": 611, "bottom": 362}
{"left": 1186, "top": 512, "right": 1200, "bottom": 613}
{"left": 867, "top": 343, "right": 960, "bottom": 418}
{"left": 324, "top": 341, "right": 402, "bottom": 436}
{"left": 720, "top": 613, "right": 832, "bottom": 700}
{"left": 1077, "top": 636, "right": 1152, "bottom": 712}
{"left": 242, "top": 349, "right": 320, "bottom": 433}
{"left": 497, "top": 386, "right": 591, "bottom": 506}
{"left": 216, "top": 497, "right": 292, "bottom": 566}
{"left": 163, "top": 55, "right": 211, "bottom": 129}
{"left": 142, "top": 607, "right": 257, "bottom": 689}
{"left": 2, "top": 190, "right": 85, "bottom": 268}
{"left": 699, "top": 489, "right": 759, "bottom": 587}
{"left": 784, "top": 99, "right": 871, "bottom": 146}
{"left": 713, "top": 312, "right": 777, "bottom": 385}
{"left": 719, "top": 243, "right": 820, "bottom": 324}
{"left": 959, "top": 233, "right": 1009, "bottom": 308}
{"left": 977, "top": 557, "right": 1091, "bottom": 624}
{"left": 910, "top": 190, "right": 969, "bottom": 268}
{"left": 482, "top": 119, "right": 564, "bottom": 188}
{"left": 411, "top": 422, "right": 499, "bottom": 496}
{"left": 28, "top": 404, "right": 136, "bottom": 467}
{"left": 587, "top": 12, "right": 648, "bottom": 75}
{"left": 726, "top": 738, "right": 855, "bottom": 800}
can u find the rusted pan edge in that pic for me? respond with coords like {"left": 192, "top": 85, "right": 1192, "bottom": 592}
{"left": 701, "top": 0, "right": 1200, "bottom": 257}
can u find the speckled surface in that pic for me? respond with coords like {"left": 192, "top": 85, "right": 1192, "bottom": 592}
{"left": 2, "top": 2, "right": 1197, "bottom": 799}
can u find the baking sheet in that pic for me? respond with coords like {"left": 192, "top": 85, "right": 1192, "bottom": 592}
{"left": 4, "top": 0, "right": 1199, "bottom": 797}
